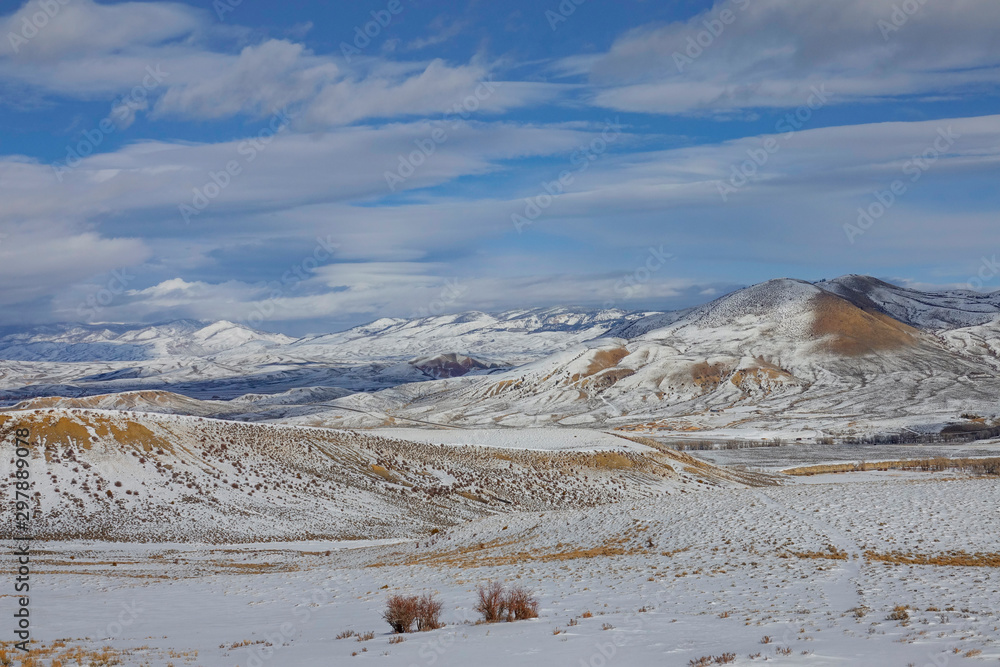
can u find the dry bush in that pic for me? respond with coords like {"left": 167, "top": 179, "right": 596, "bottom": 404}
{"left": 689, "top": 658, "right": 712, "bottom": 667}
{"left": 504, "top": 586, "right": 539, "bottom": 621}
{"left": 475, "top": 581, "right": 506, "bottom": 623}
{"left": 383, "top": 595, "right": 420, "bottom": 633}
{"left": 356, "top": 631, "right": 375, "bottom": 642}
{"left": 416, "top": 594, "right": 443, "bottom": 631}
{"left": 335, "top": 629, "right": 356, "bottom": 640}
{"left": 775, "top": 647, "right": 792, "bottom": 656}
{"left": 886, "top": 605, "right": 910, "bottom": 622}
{"left": 714, "top": 654, "right": 736, "bottom": 665}
{"left": 760, "top": 635, "right": 772, "bottom": 644}
{"left": 475, "top": 581, "right": 539, "bottom": 623}
{"left": 388, "top": 636, "right": 405, "bottom": 645}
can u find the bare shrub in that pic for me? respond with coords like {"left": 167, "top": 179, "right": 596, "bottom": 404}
{"left": 475, "top": 581, "right": 539, "bottom": 623}
{"left": 475, "top": 581, "right": 506, "bottom": 623}
{"left": 503, "top": 586, "right": 539, "bottom": 621}
{"left": 416, "top": 594, "right": 443, "bottom": 631}
{"left": 886, "top": 605, "right": 910, "bottom": 622}
{"left": 383, "top": 595, "right": 420, "bottom": 633}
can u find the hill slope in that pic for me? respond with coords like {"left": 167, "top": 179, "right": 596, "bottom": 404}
{"left": 0, "top": 409, "right": 769, "bottom": 542}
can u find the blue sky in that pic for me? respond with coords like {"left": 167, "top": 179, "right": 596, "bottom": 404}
{"left": 1, "top": 0, "right": 999, "bottom": 334}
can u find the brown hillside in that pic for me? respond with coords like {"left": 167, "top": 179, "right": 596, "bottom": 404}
{"left": 810, "top": 292, "right": 918, "bottom": 356}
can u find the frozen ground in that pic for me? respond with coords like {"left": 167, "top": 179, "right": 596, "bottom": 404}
{"left": 9, "top": 474, "right": 1000, "bottom": 666}
{"left": 684, "top": 440, "right": 1000, "bottom": 471}
{"left": 376, "top": 427, "right": 654, "bottom": 453}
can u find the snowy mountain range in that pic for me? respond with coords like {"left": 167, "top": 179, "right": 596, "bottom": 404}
{"left": 2, "top": 276, "right": 999, "bottom": 438}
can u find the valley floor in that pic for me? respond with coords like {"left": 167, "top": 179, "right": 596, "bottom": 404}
{"left": 7, "top": 472, "right": 1000, "bottom": 667}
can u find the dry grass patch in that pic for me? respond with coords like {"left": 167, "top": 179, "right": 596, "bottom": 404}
{"left": 810, "top": 292, "right": 917, "bottom": 356}
{"left": 778, "top": 545, "right": 848, "bottom": 561}
{"left": 584, "top": 348, "right": 630, "bottom": 376}
{"left": 865, "top": 550, "right": 1000, "bottom": 568}
{"left": 783, "top": 457, "right": 1000, "bottom": 477}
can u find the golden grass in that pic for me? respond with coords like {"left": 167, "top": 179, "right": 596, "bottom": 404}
{"left": 383, "top": 527, "right": 658, "bottom": 569}
{"left": 690, "top": 361, "right": 725, "bottom": 391}
{"left": 584, "top": 348, "right": 630, "bottom": 376}
{"left": 778, "top": 545, "right": 848, "bottom": 561}
{"left": 865, "top": 550, "right": 1000, "bottom": 567}
{"left": 370, "top": 464, "right": 400, "bottom": 483}
{"left": 783, "top": 457, "right": 1000, "bottom": 477}
{"left": 810, "top": 292, "right": 917, "bottom": 356}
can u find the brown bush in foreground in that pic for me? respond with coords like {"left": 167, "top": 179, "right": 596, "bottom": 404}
{"left": 475, "top": 581, "right": 506, "bottom": 623}
{"left": 383, "top": 595, "right": 420, "bottom": 633}
{"left": 383, "top": 594, "right": 443, "bottom": 633}
{"left": 475, "top": 581, "right": 539, "bottom": 623}
{"left": 417, "top": 594, "right": 443, "bottom": 631}
{"left": 503, "top": 586, "right": 539, "bottom": 621}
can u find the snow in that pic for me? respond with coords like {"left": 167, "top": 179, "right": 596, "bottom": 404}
{"left": 17, "top": 473, "right": 1000, "bottom": 666}
{"left": 377, "top": 428, "right": 656, "bottom": 453}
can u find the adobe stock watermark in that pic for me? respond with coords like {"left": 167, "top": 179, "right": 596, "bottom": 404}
{"left": 240, "top": 587, "right": 334, "bottom": 667}
{"left": 340, "top": 0, "right": 415, "bottom": 62}
{"left": 179, "top": 106, "right": 295, "bottom": 224}
{"left": 243, "top": 236, "right": 339, "bottom": 328}
{"left": 52, "top": 64, "right": 169, "bottom": 182}
{"left": 545, "top": 0, "right": 587, "bottom": 31}
{"left": 511, "top": 117, "right": 622, "bottom": 233}
{"left": 384, "top": 76, "right": 500, "bottom": 192}
{"left": 213, "top": 0, "right": 242, "bottom": 21}
{"left": 76, "top": 268, "right": 136, "bottom": 322}
{"left": 844, "top": 125, "right": 959, "bottom": 244}
{"left": 966, "top": 256, "right": 1000, "bottom": 292}
{"left": 672, "top": 0, "right": 752, "bottom": 72}
{"left": 716, "top": 85, "right": 830, "bottom": 202}
{"left": 602, "top": 245, "right": 675, "bottom": 310}
{"left": 877, "top": 0, "right": 931, "bottom": 40}
{"left": 103, "top": 600, "right": 142, "bottom": 640}
{"left": 7, "top": 0, "right": 71, "bottom": 54}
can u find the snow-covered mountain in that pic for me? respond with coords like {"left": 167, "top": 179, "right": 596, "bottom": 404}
{"left": 818, "top": 274, "right": 1000, "bottom": 329}
{"left": 3, "top": 278, "right": 1000, "bottom": 439}
{"left": 0, "top": 308, "right": 656, "bottom": 403}
{"left": 290, "top": 278, "right": 1000, "bottom": 436}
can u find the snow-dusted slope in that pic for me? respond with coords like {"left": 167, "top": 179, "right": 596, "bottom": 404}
{"left": 0, "top": 308, "right": 657, "bottom": 403}
{"left": 0, "top": 409, "right": 767, "bottom": 542}
{"left": 4, "top": 277, "right": 1000, "bottom": 437}
{"left": 288, "top": 307, "right": 651, "bottom": 364}
{"left": 299, "top": 279, "right": 1000, "bottom": 436}
{"left": 819, "top": 274, "right": 1000, "bottom": 329}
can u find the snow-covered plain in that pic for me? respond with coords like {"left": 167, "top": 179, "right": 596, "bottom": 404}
{"left": 12, "top": 474, "right": 1000, "bottom": 666}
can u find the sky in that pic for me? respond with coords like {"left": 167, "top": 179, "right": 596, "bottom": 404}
{"left": 1, "top": 0, "right": 999, "bottom": 335}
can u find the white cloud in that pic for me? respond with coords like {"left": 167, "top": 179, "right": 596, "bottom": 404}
{"left": 0, "top": 0, "right": 204, "bottom": 61}
{"left": 579, "top": 0, "right": 1000, "bottom": 114}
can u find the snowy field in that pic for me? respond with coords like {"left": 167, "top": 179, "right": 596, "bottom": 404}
{"left": 376, "top": 427, "right": 654, "bottom": 453}
{"left": 10, "top": 474, "right": 1000, "bottom": 666}
{"left": 685, "top": 440, "right": 1000, "bottom": 471}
